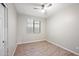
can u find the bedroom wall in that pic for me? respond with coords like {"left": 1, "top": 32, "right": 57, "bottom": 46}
{"left": 17, "top": 14, "right": 46, "bottom": 44}
{"left": 46, "top": 4, "right": 79, "bottom": 53}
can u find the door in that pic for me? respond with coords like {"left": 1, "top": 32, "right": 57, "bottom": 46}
{"left": 0, "top": 4, "right": 5, "bottom": 56}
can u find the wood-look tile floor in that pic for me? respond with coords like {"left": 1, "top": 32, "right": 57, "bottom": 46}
{"left": 14, "top": 41, "right": 77, "bottom": 56}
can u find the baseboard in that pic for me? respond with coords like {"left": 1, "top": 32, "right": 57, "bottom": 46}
{"left": 17, "top": 39, "right": 46, "bottom": 45}
{"left": 46, "top": 40, "right": 79, "bottom": 56}
{"left": 12, "top": 44, "right": 17, "bottom": 56}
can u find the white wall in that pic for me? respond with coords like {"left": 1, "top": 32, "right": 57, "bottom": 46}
{"left": 47, "top": 4, "right": 79, "bottom": 53}
{"left": 8, "top": 4, "right": 17, "bottom": 56}
{"left": 17, "top": 14, "right": 46, "bottom": 44}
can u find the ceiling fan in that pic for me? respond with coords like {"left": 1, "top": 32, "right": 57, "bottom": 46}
{"left": 33, "top": 3, "right": 52, "bottom": 10}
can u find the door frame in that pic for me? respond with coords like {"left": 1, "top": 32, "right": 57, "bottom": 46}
{"left": 1, "top": 3, "right": 8, "bottom": 56}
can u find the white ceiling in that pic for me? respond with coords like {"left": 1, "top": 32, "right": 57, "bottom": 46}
{"left": 14, "top": 3, "right": 72, "bottom": 18}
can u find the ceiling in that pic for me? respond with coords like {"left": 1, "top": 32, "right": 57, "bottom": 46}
{"left": 14, "top": 3, "right": 71, "bottom": 18}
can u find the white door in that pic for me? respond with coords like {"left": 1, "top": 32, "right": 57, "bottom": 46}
{"left": 0, "top": 4, "right": 4, "bottom": 56}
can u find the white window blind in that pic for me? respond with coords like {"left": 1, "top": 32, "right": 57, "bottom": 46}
{"left": 33, "top": 20, "right": 40, "bottom": 33}
{"left": 27, "top": 19, "right": 40, "bottom": 33}
{"left": 27, "top": 19, "right": 33, "bottom": 33}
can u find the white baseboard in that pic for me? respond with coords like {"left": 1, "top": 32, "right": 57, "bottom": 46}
{"left": 12, "top": 44, "right": 17, "bottom": 56}
{"left": 17, "top": 39, "right": 46, "bottom": 45}
{"left": 46, "top": 40, "right": 79, "bottom": 56}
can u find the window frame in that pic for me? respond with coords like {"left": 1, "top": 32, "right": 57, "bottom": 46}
{"left": 27, "top": 19, "right": 41, "bottom": 33}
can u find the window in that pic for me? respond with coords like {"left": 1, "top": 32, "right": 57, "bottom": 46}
{"left": 27, "top": 19, "right": 40, "bottom": 33}
{"left": 33, "top": 20, "right": 40, "bottom": 33}
{"left": 27, "top": 19, "right": 33, "bottom": 33}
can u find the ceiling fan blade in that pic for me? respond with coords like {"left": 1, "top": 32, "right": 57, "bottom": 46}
{"left": 34, "top": 8, "right": 38, "bottom": 9}
{"left": 47, "top": 4, "right": 52, "bottom": 7}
